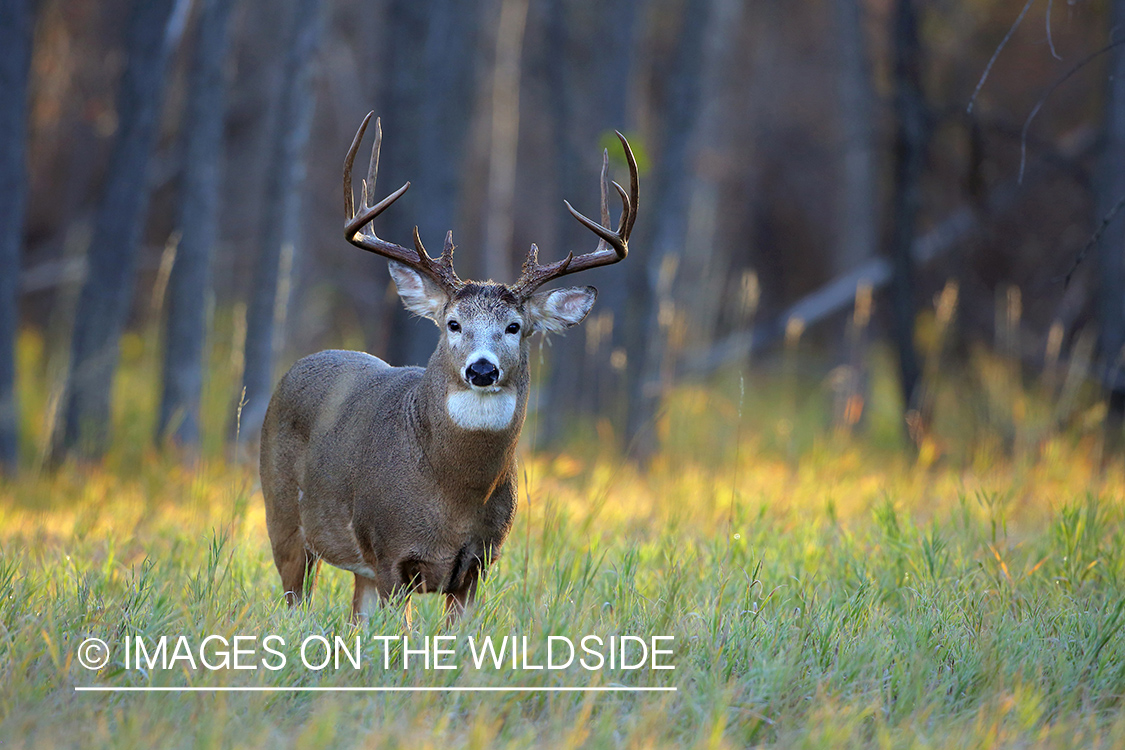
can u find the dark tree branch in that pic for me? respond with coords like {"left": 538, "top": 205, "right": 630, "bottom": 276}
{"left": 1064, "top": 194, "right": 1125, "bottom": 287}
{"left": 1020, "top": 38, "right": 1125, "bottom": 183}
{"left": 967, "top": 0, "right": 1036, "bottom": 114}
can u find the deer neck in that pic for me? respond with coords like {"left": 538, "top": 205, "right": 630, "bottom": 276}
{"left": 412, "top": 355, "right": 528, "bottom": 493}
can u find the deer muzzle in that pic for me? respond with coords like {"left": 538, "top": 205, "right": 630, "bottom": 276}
{"left": 465, "top": 358, "right": 500, "bottom": 388}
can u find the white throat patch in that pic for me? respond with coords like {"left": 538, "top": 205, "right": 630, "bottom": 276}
{"left": 446, "top": 389, "right": 517, "bottom": 431}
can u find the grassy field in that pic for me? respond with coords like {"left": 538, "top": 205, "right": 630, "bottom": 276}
{"left": 3, "top": 329, "right": 1125, "bottom": 747}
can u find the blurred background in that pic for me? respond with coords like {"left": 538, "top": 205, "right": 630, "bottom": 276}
{"left": 0, "top": 0, "right": 1123, "bottom": 471}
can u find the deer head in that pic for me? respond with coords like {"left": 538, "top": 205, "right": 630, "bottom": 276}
{"left": 342, "top": 111, "right": 638, "bottom": 428}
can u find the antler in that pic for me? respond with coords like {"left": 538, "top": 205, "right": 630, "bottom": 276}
{"left": 344, "top": 111, "right": 463, "bottom": 292}
{"left": 512, "top": 131, "right": 639, "bottom": 299}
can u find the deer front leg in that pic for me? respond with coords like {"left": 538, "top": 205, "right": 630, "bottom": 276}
{"left": 351, "top": 574, "right": 382, "bottom": 622}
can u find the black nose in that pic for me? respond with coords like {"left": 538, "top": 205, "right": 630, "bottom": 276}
{"left": 466, "top": 359, "right": 499, "bottom": 387}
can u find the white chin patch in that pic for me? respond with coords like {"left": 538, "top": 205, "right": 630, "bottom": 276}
{"left": 447, "top": 389, "right": 517, "bottom": 431}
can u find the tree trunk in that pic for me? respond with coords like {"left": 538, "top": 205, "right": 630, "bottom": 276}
{"left": 482, "top": 0, "right": 529, "bottom": 283}
{"left": 0, "top": 0, "right": 35, "bottom": 473}
{"left": 378, "top": 0, "right": 481, "bottom": 368}
{"left": 626, "top": 0, "right": 711, "bottom": 458}
{"left": 235, "top": 0, "right": 322, "bottom": 446}
{"left": 54, "top": 0, "right": 177, "bottom": 460}
{"left": 539, "top": 0, "right": 637, "bottom": 445}
{"left": 1098, "top": 0, "right": 1125, "bottom": 444}
{"left": 832, "top": 0, "right": 879, "bottom": 433}
{"left": 677, "top": 0, "right": 744, "bottom": 351}
{"left": 158, "top": 0, "right": 237, "bottom": 449}
{"left": 416, "top": 0, "right": 482, "bottom": 271}
{"left": 886, "top": 0, "right": 926, "bottom": 432}
{"left": 375, "top": 0, "right": 429, "bottom": 368}
{"left": 834, "top": 0, "right": 879, "bottom": 274}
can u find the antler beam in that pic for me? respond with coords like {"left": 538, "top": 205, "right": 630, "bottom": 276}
{"left": 512, "top": 131, "right": 639, "bottom": 298}
{"left": 343, "top": 112, "right": 463, "bottom": 292}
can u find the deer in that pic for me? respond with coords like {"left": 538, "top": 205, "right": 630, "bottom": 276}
{"left": 260, "top": 112, "right": 638, "bottom": 622}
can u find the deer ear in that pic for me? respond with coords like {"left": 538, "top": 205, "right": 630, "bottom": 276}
{"left": 388, "top": 261, "right": 447, "bottom": 321}
{"left": 527, "top": 286, "right": 597, "bottom": 334}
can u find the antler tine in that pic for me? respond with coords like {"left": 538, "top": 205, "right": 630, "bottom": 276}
{"left": 513, "top": 132, "right": 639, "bottom": 298}
{"left": 344, "top": 112, "right": 412, "bottom": 238}
{"left": 343, "top": 111, "right": 372, "bottom": 222}
{"left": 517, "top": 243, "right": 572, "bottom": 290}
{"left": 437, "top": 230, "right": 463, "bottom": 287}
{"left": 599, "top": 148, "right": 611, "bottom": 239}
{"left": 617, "top": 130, "right": 639, "bottom": 238}
{"left": 411, "top": 226, "right": 463, "bottom": 290}
{"left": 611, "top": 181, "right": 631, "bottom": 234}
{"left": 366, "top": 116, "right": 380, "bottom": 206}
{"left": 442, "top": 229, "right": 455, "bottom": 259}
{"left": 342, "top": 113, "right": 463, "bottom": 292}
{"left": 438, "top": 230, "right": 459, "bottom": 276}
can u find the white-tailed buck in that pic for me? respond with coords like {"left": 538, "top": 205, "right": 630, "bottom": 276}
{"left": 260, "top": 112, "right": 638, "bottom": 620}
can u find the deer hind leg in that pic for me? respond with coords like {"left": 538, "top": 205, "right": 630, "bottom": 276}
{"left": 264, "top": 469, "right": 318, "bottom": 606}
{"left": 278, "top": 539, "right": 320, "bottom": 607}
{"left": 274, "top": 526, "right": 320, "bottom": 607}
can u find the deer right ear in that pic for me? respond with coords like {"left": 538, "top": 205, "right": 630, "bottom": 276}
{"left": 388, "top": 261, "right": 448, "bottom": 321}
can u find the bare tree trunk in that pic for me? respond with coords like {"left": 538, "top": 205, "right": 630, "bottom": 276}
{"left": 626, "top": 0, "right": 711, "bottom": 458}
{"left": 158, "top": 0, "right": 237, "bottom": 449}
{"left": 1098, "top": 0, "right": 1125, "bottom": 444}
{"left": 482, "top": 0, "right": 529, "bottom": 282}
{"left": 831, "top": 0, "right": 879, "bottom": 434}
{"left": 678, "top": 0, "right": 744, "bottom": 345}
{"left": 416, "top": 0, "right": 482, "bottom": 279}
{"left": 538, "top": 0, "right": 638, "bottom": 445}
{"left": 886, "top": 0, "right": 926, "bottom": 433}
{"left": 377, "top": 0, "right": 428, "bottom": 368}
{"left": 834, "top": 0, "right": 879, "bottom": 274}
{"left": 380, "top": 0, "right": 481, "bottom": 367}
{"left": 0, "top": 0, "right": 35, "bottom": 473}
{"left": 54, "top": 0, "right": 178, "bottom": 461}
{"left": 235, "top": 0, "right": 321, "bottom": 446}
{"left": 539, "top": 0, "right": 580, "bottom": 444}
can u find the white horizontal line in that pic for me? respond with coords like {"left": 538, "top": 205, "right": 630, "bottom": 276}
{"left": 75, "top": 686, "right": 676, "bottom": 693}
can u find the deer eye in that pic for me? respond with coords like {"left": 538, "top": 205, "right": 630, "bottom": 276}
{"left": 506, "top": 322, "right": 521, "bottom": 335}
{"left": 447, "top": 320, "right": 461, "bottom": 333}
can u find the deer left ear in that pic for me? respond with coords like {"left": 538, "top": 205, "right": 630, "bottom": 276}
{"left": 527, "top": 286, "right": 597, "bottom": 334}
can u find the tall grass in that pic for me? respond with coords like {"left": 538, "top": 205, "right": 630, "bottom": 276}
{"left": 2, "top": 326, "right": 1125, "bottom": 748}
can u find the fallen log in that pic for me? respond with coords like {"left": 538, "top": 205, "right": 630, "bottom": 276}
{"left": 687, "top": 127, "right": 1096, "bottom": 374}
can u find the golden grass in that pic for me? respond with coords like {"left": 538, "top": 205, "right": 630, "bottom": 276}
{"left": 3, "top": 328, "right": 1125, "bottom": 748}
